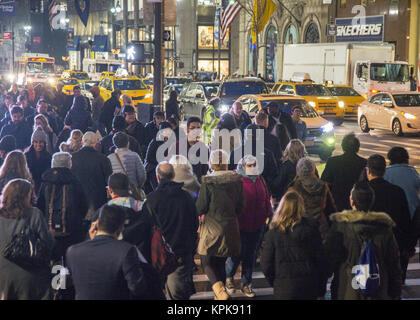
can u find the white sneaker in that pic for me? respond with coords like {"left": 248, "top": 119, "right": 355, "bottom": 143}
{"left": 225, "top": 277, "right": 236, "bottom": 295}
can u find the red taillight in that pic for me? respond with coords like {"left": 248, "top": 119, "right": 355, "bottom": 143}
{"left": 370, "top": 89, "right": 378, "bottom": 94}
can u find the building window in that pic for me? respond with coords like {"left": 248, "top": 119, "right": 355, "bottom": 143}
{"left": 266, "top": 26, "right": 277, "bottom": 81}
{"left": 198, "top": 26, "right": 229, "bottom": 50}
{"left": 284, "top": 24, "right": 298, "bottom": 44}
{"left": 340, "top": 0, "right": 347, "bottom": 7}
{"left": 304, "top": 23, "right": 320, "bottom": 43}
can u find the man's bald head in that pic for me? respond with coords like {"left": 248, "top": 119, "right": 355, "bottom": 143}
{"left": 156, "top": 161, "right": 175, "bottom": 182}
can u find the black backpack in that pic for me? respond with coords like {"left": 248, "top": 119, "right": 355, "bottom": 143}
{"left": 45, "top": 184, "right": 73, "bottom": 237}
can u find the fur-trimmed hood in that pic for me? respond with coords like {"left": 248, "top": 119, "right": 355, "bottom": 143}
{"left": 202, "top": 170, "right": 242, "bottom": 185}
{"left": 329, "top": 210, "right": 396, "bottom": 228}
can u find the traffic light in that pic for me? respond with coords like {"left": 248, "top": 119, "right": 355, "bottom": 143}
{"left": 126, "top": 42, "right": 145, "bottom": 64}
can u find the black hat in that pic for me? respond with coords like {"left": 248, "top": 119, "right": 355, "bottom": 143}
{"left": 0, "top": 135, "right": 16, "bottom": 153}
{"left": 122, "top": 105, "right": 135, "bottom": 114}
{"left": 108, "top": 173, "right": 130, "bottom": 197}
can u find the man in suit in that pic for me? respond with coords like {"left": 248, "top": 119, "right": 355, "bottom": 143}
{"left": 66, "top": 205, "right": 151, "bottom": 300}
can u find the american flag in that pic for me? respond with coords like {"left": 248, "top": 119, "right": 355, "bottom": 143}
{"left": 49, "top": 0, "right": 59, "bottom": 31}
{"left": 220, "top": 0, "right": 242, "bottom": 42}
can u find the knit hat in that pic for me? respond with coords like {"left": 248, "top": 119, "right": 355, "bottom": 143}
{"left": 296, "top": 157, "right": 315, "bottom": 178}
{"left": 122, "top": 105, "right": 135, "bottom": 115}
{"left": 108, "top": 173, "right": 130, "bottom": 197}
{"left": 0, "top": 135, "right": 16, "bottom": 153}
{"left": 52, "top": 152, "right": 72, "bottom": 168}
{"left": 31, "top": 127, "right": 48, "bottom": 144}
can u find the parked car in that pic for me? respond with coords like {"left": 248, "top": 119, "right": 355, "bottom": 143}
{"left": 165, "top": 77, "right": 191, "bottom": 86}
{"left": 358, "top": 91, "right": 420, "bottom": 136}
{"left": 179, "top": 81, "right": 220, "bottom": 120}
{"left": 163, "top": 84, "right": 184, "bottom": 102}
{"left": 236, "top": 94, "right": 336, "bottom": 160}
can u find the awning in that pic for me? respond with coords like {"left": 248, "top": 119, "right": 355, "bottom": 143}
{"left": 67, "top": 36, "right": 80, "bottom": 51}
{"left": 92, "top": 35, "right": 108, "bottom": 52}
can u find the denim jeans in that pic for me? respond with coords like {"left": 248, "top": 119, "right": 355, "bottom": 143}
{"left": 225, "top": 227, "right": 264, "bottom": 286}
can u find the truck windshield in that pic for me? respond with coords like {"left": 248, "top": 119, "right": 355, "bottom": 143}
{"left": 113, "top": 79, "right": 146, "bottom": 90}
{"left": 72, "top": 72, "right": 89, "bottom": 80}
{"left": 393, "top": 94, "right": 420, "bottom": 107}
{"left": 295, "top": 84, "right": 330, "bottom": 96}
{"left": 221, "top": 82, "right": 268, "bottom": 97}
{"left": 28, "top": 62, "right": 54, "bottom": 74}
{"left": 370, "top": 63, "right": 409, "bottom": 82}
{"left": 328, "top": 86, "right": 361, "bottom": 97}
{"left": 260, "top": 99, "right": 318, "bottom": 118}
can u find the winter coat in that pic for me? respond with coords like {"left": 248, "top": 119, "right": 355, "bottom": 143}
{"left": 144, "top": 120, "right": 160, "bottom": 148}
{"left": 196, "top": 171, "right": 245, "bottom": 257}
{"left": 321, "top": 152, "right": 367, "bottom": 211}
{"left": 125, "top": 120, "right": 147, "bottom": 159}
{"left": 99, "top": 96, "right": 121, "bottom": 134}
{"left": 272, "top": 160, "right": 297, "bottom": 201}
{"left": 229, "top": 111, "right": 252, "bottom": 133}
{"left": 262, "top": 127, "right": 282, "bottom": 166}
{"left": 71, "top": 146, "right": 113, "bottom": 212}
{"left": 325, "top": 210, "right": 402, "bottom": 300}
{"left": 91, "top": 95, "right": 104, "bottom": 122}
{"left": 289, "top": 177, "right": 337, "bottom": 239}
{"left": 172, "top": 164, "right": 201, "bottom": 198}
{"left": 25, "top": 147, "right": 52, "bottom": 196}
{"left": 268, "top": 112, "right": 297, "bottom": 140}
{"left": 165, "top": 99, "right": 180, "bottom": 120}
{"left": 64, "top": 97, "right": 93, "bottom": 133}
{"left": 0, "top": 207, "right": 54, "bottom": 300}
{"left": 0, "top": 120, "right": 33, "bottom": 150}
{"left": 145, "top": 179, "right": 199, "bottom": 257}
{"left": 295, "top": 120, "right": 307, "bottom": 142}
{"left": 99, "top": 130, "right": 141, "bottom": 157}
{"left": 144, "top": 139, "right": 167, "bottom": 193}
{"left": 261, "top": 217, "right": 327, "bottom": 300}
{"left": 108, "top": 148, "right": 146, "bottom": 189}
{"left": 384, "top": 164, "right": 420, "bottom": 219}
{"left": 239, "top": 175, "right": 272, "bottom": 232}
{"left": 369, "top": 177, "right": 411, "bottom": 252}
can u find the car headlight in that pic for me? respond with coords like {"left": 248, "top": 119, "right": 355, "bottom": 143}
{"left": 321, "top": 122, "right": 334, "bottom": 133}
{"left": 338, "top": 101, "right": 345, "bottom": 108}
{"left": 219, "top": 104, "right": 229, "bottom": 114}
{"left": 144, "top": 93, "right": 151, "bottom": 99}
{"left": 308, "top": 101, "right": 316, "bottom": 107}
{"left": 48, "top": 78, "right": 55, "bottom": 84}
{"left": 402, "top": 112, "right": 417, "bottom": 120}
{"left": 326, "top": 137, "right": 335, "bottom": 145}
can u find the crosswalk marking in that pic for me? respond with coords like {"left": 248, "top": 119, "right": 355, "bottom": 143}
{"left": 380, "top": 140, "right": 420, "bottom": 149}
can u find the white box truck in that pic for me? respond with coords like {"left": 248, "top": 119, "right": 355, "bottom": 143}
{"left": 280, "top": 42, "right": 410, "bottom": 96}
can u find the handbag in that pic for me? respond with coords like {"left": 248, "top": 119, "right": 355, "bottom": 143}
{"left": 2, "top": 214, "right": 51, "bottom": 270}
{"left": 115, "top": 152, "right": 146, "bottom": 201}
{"left": 145, "top": 203, "right": 178, "bottom": 277}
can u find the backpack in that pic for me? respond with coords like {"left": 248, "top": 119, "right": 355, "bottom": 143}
{"left": 352, "top": 239, "right": 381, "bottom": 296}
{"left": 46, "top": 184, "right": 73, "bottom": 237}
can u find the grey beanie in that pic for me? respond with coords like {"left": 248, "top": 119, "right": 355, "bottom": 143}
{"left": 52, "top": 152, "right": 72, "bottom": 168}
{"left": 31, "top": 127, "right": 48, "bottom": 144}
{"left": 296, "top": 157, "right": 315, "bottom": 178}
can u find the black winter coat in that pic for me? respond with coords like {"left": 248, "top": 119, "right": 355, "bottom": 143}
{"left": 325, "top": 210, "right": 402, "bottom": 300}
{"left": 268, "top": 112, "right": 297, "bottom": 139}
{"left": 271, "top": 160, "right": 296, "bottom": 200}
{"left": 25, "top": 147, "right": 52, "bottom": 196}
{"left": 0, "top": 120, "right": 33, "bottom": 150}
{"left": 321, "top": 153, "right": 367, "bottom": 211}
{"left": 64, "top": 105, "right": 93, "bottom": 133}
{"left": 261, "top": 217, "right": 328, "bottom": 299}
{"left": 144, "top": 139, "right": 167, "bottom": 194}
{"left": 71, "top": 147, "right": 113, "bottom": 212}
{"left": 100, "top": 96, "right": 121, "bottom": 134}
{"left": 144, "top": 120, "right": 159, "bottom": 148}
{"left": 369, "top": 177, "right": 411, "bottom": 251}
{"left": 145, "top": 179, "right": 199, "bottom": 257}
{"left": 99, "top": 130, "right": 141, "bottom": 157}
{"left": 165, "top": 99, "right": 180, "bottom": 120}
{"left": 125, "top": 120, "right": 147, "bottom": 159}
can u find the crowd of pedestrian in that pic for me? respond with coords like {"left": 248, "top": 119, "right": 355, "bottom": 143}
{"left": 0, "top": 81, "right": 419, "bottom": 301}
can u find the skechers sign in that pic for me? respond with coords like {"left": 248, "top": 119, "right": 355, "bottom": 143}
{"left": 0, "top": 1, "right": 16, "bottom": 16}
{"left": 335, "top": 15, "right": 384, "bottom": 42}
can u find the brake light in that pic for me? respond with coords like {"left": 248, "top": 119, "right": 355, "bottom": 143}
{"left": 370, "top": 89, "right": 378, "bottom": 94}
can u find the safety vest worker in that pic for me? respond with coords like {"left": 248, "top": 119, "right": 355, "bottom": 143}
{"left": 202, "top": 97, "right": 221, "bottom": 144}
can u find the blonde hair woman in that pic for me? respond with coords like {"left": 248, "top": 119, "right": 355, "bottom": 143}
{"left": 196, "top": 149, "right": 244, "bottom": 300}
{"left": 261, "top": 190, "right": 327, "bottom": 300}
{"left": 59, "top": 129, "right": 83, "bottom": 154}
{"left": 0, "top": 151, "right": 33, "bottom": 194}
{"left": 0, "top": 179, "right": 54, "bottom": 299}
{"left": 122, "top": 94, "right": 133, "bottom": 106}
{"left": 34, "top": 114, "right": 57, "bottom": 154}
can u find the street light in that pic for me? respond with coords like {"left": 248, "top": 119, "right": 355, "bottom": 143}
{"left": 110, "top": 1, "right": 122, "bottom": 15}
{"left": 24, "top": 26, "right": 32, "bottom": 32}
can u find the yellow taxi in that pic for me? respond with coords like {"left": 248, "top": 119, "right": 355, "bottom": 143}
{"left": 272, "top": 82, "right": 345, "bottom": 125}
{"left": 325, "top": 84, "right": 366, "bottom": 119}
{"left": 235, "top": 94, "right": 336, "bottom": 160}
{"left": 56, "top": 78, "right": 80, "bottom": 95}
{"left": 100, "top": 71, "right": 115, "bottom": 80}
{"left": 142, "top": 78, "right": 154, "bottom": 91}
{"left": 61, "top": 70, "right": 90, "bottom": 82}
{"left": 98, "top": 75, "right": 153, "bottom": 107}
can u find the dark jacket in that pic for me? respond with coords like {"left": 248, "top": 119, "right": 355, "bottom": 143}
{"left": 369, "top": 177, "right": 411, "bottom": 251}
{"left": 99, "top": 130, "right": 141, "bottom": 157}
{"left": 71, "top": 146, "right": 113, "bottom": 212}
{"left": 261, "top": 217, "right": 327, "bottom": 299}
{"left": 268, "top": 112, "right": 297, "bottom": 139}
{"left": 272, "top": 160, "right": 297, "bottom": 201}
{"left": 25, "top": 146, "right": 52, "bottom": 196}
{"left": 125, "top": 120, "right": 147, "bottom": 159}
{"left": 165, "top": 98, "right": 180, "bottom": 120}
{"left": 144, "top": 139, "right": 167, "bottom": 194}
{"left": 145, "top": 179, "right": 198, "bottom": 257}
{"left": 64, "top": 96, "right": 93, "bottom": 133}
{"left": 321, "top": 153, "right": 367, "bottom": 211}
{"left": 0, "top": 208, "right": 54, "bottom": 300}
{"left": 144, "top": 120, "right": 160, "bottom": 148}
{"left": 66, "top": 235, "right": 151, "bottom": 300}
{"left": 100, "top": 96, "right": 121, "bottom": 134}
{"left": 230, "top": 111, "right": 252, "bottom": 133}
{"left": 325, "top": 210, "right": 402, "bottom": 300}
{"left": 262, "top": 126, "right": 282, "bottom": 165}
{"left": 0, "top": 120, "right": 33, "bottom": 150}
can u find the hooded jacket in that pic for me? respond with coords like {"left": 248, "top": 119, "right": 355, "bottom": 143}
{"left": 25, "top": 146, "right": 52, "bottom": 195}
{"left": 100, "top": 96, "right": 121, "bottom": 134}
{"left": 196, "top": 171, "right": 245, "bottom": 257}
{"left": 325, "top": 210, "right": 402, "bottom": 300}
{"left": 64, "top": 96, "right": 93, "bottom": 133}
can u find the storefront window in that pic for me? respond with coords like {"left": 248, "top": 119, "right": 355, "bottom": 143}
{"left": 198, "top": 26, "right": 229, "bottom": 50}
{"left": 284, "top": 24, "right": 298, "bottom": 44}
{"left": 266, "top": 26, "right": 277, "bottom": 81}
{"left": 304, "top": 23, "right": 320, "bottom": 43}
{"left": 198, "top": 60, "right": 229, "bottom": 77}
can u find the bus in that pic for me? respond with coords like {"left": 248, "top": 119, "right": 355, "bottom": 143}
{"left": 82, "top": 58, "right": 124, "bottom": 81}
{"left": 15, "top": 53, "right": 56, "bottom": 86}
